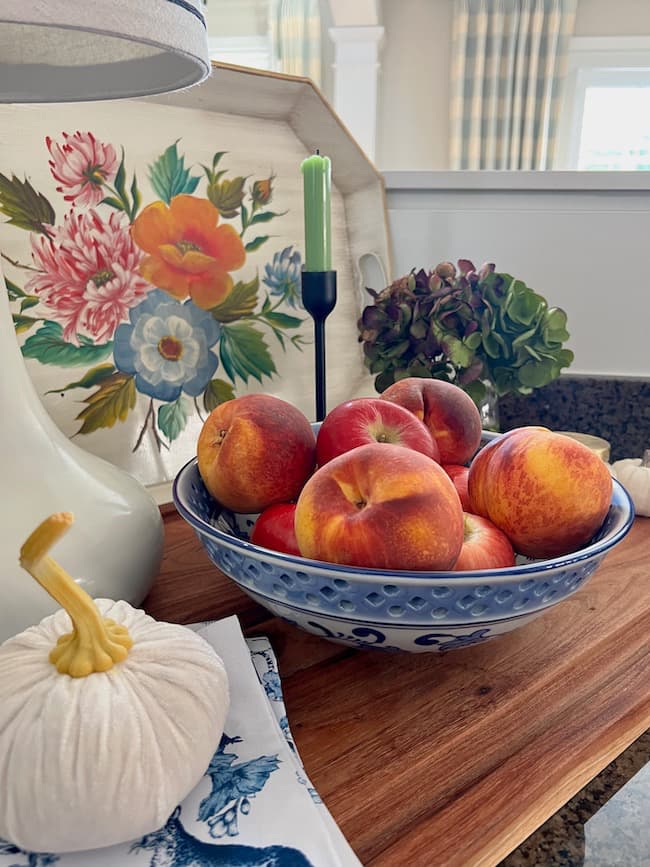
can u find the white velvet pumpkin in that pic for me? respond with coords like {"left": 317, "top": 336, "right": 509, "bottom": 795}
{"left": 611, "top": 452, "right": 650, "bottom": 516}
{"left": 0, "top": 597, "right": 230, "bottom": 853}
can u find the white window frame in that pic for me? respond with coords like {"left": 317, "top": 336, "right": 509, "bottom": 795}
{"left": 555, "top": 36, "right": 650, "bottom": 170}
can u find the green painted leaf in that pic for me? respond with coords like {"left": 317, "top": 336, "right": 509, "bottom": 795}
{"left": 101, "top": 195, "right": 126, "bottom": 212}
{"left": 22, "top": 321, "right": 113, "bottom": 367}
{"left": 20, "top": 296, "right": 39, "bottom": 312}
{"left": 149, "top": 141, "right": 200, "bottom": 204}
{"left": 13, "top": 314, "right": 41, "bottom": 334}
{"left": 219, "top": 321, "right": 276, "bottom": 384}
{"left": 245, "top": 235, "right": 269, "bottom": 252}
{"left": 114, "top": 150, "right": 127, "bottom": 201}
{"left": 249, "top": 210, "right": 286, "bottom": 225}
{"left": 130, "top": 174, "right": 142, "bottom": 219}
{"left": 5, "top": 278, "right": 26, "bottom": 300}
{"left": 202, "top": 166, "right": 227, "bottom": 186}
{"left": 0, "top": 173, "right": 55, "bottom": 234}
{"left": 75, "top": 373, "right": 136, "bottom": 434}
{"left": 213, "top": 151, "right": 227, "bottom": 170}
{"left": 46, "top": 363, "right": 116, "bottom": 394}
{"left": 207, "top": 176, "right": 246, "bottom": 218}
{"left": 262, "top": 310, "right": 303, "bottom": 329}
{"left": 158, "top": 396, "right": 189, "bottom": 441}
{"left": 211, "top": 274, "right": 259, "bottom": 323}
{"left": 203, "top": 378, "right": 236, "bottom": 412}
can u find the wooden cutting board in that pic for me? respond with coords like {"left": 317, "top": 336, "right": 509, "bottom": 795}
{"left": 144, "top": 513, "right": 650, "bottom": 867}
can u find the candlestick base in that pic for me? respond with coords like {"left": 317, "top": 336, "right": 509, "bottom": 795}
{"left": 301, "top": 270, "right": 337, "bottom": 422}
{"left": 301, "top": 270, "right": 337, "bottom": 320}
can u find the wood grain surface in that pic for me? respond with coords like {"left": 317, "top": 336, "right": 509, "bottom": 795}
{"left": 143, "top": 512, "right": 650, "bottom": 867}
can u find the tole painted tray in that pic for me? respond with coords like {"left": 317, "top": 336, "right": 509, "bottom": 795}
{"left": 0, "top": 63, "right": 391, "bottom": 500}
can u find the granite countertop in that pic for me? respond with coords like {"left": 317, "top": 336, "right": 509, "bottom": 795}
{"left": 498, "top": 375, "right": 650, "bottom": 463}
{"left": 496, "top": 374, "right": 650, "bottom": 865}
{"left": 499, "top": 729, "right": 650, "bottom": 867}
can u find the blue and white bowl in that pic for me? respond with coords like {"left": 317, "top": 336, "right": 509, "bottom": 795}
{"left": 173, "top": 435, "right": 634, "bottom": 653}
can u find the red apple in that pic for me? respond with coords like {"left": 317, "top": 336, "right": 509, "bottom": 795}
{"left": 251, "top": 503, "right": 300, "bottom": 556}
{"left": 453, "top": 513, "right": 516, "bottom": 571}
{"left": 315, "top": 397, "right": 439, "bottom": 466}
{"left": 468, "top": 427, "right": 613, "bottom": 558}
{"left": 295, "top": 442, "right": 463, "bottom": 570}
{"left": 380, "top": 377, "right": 482, "bottom": 464}
{"left": 197, "top": 393, "right": 316, "bottom": 513}
{"left": 442, "top": 463, "right": 471, "bottom": 511}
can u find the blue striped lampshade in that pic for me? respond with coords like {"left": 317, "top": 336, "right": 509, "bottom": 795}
{"left": 0, "top": 0, "right": 211, "bottom": 101}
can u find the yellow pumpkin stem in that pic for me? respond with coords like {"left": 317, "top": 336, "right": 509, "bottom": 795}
{"left": 19, "top": 512, "right": 132, "bottom": 678}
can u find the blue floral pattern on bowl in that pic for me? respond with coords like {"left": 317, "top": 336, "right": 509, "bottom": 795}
{"left": 173, "top": 443, "right": 634, "bottom": 653}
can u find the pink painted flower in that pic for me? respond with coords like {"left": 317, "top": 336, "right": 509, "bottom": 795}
{"left": 27, "top": 210, "right": 151, "bottom": 345}
{"left": 46, "top": 131, "right": 118, "bottom": 207}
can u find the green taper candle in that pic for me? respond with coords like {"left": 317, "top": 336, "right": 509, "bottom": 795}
{"left": 301, "top": 151, "right": 332, "bottom": 271}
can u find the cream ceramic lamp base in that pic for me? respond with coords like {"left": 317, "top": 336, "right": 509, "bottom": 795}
{"left": 0, "top": 281, "right": 164, "bottom": 643}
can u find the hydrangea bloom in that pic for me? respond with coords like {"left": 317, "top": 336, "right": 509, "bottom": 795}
{"left": 46, "top": 131, "right": 118, "bottom": 207}
{"left": 262, "top": 246, "right": 302, "bottom": 308}
{"left": 26, "top": 209, "right": 150, "bottom": 344}
{"left": 113, "top": 290, "right": 221, "bottom": 402}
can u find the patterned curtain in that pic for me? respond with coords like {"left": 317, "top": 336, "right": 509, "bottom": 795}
{"left": 272, "top": 0, "right": 322, "bottom": 86}
{"left": 450, "top": 0, "right": 577, "bottom": 170}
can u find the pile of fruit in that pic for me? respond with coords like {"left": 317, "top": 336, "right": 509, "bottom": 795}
{"left": 196, "top": 379, "right": 613, "bottom": 572}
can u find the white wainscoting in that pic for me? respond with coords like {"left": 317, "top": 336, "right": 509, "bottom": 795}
{"left": 382, "top": 171, "right": 650, "bottom": 378}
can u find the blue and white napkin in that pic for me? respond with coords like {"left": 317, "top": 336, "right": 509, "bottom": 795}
{"left": 0, "top": 615, "right": 362, "bottom": 867}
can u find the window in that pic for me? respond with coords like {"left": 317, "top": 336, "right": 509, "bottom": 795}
{"left": 555, "top": 37, "right": 650, "bottom": 170}
{"left": 203, "top": 0, "right": 323, "bottom": 85}
{"left": 204, "top": 0, "right": 276, "bottom": 70}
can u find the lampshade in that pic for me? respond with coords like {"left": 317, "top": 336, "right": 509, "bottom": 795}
{"left": 0, "top": 0, "right": 211, "bottom": 102}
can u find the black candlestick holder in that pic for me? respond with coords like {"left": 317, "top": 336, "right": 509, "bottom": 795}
{"left": 301, "top": 270, "right": 337, "bottom": 422}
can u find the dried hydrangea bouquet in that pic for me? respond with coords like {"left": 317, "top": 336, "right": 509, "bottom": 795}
{"left": 357, "top": 259, "right": 574, "bottom": 429}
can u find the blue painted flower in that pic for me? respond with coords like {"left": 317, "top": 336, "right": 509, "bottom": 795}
{"left": 262, "top": 245, "right": 302, "bottom": 308}
{"left": 113, "top": 290, "right": 220, "bottom": 402}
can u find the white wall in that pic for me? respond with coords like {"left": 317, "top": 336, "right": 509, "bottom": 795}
{"left": 383, "top": 173, "right": 650, "bottom": 377}
{"left": 376, "top": 0, "right": 650, "bottom": 172}
{"left": 328, "top": 0, "right": 379, "bottom": 26}
{"left": 574, "top": 0, "right": 650, "bottom": 35}
{"left": 377, "top": 0, "right": 452, "bottom": 171}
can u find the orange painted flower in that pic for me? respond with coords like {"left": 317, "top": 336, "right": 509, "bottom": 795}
{"left": 131, "top": 195, "right": 246, "bottom": 309}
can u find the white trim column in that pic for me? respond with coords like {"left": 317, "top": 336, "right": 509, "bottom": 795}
{"left": 328, "top": 25, "right": 384, "bottom": 162}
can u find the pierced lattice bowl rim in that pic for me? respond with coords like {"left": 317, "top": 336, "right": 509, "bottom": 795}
{"left": 172, "top": 450, "right": 634, "bottom": 590}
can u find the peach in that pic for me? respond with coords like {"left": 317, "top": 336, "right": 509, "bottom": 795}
{"left": 316, "top": 397, "right": 440, "bottom": 466}
{"left": 453, "top": 513, "right": 516, "bottom": 571}
{"left": 468, "top": 427, "right": 613, "bottom": 558}
{"left": 380, "top": 378, "right": 482, "bottom": 464}
{"left": 197, "top": 393, "right": 316, "bottom": 513}
{"left": 442, "top": 464, "right": 471, "bottom": 511}
{"left": 294, "top": 442, "right": 464, "bottom": 570}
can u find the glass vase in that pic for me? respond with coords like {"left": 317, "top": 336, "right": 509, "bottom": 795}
{"left": 479, "top": 379, "right": 500, "bottom": 432}
{"left": 0, "top": 275, "right": 164, "bottom": 642}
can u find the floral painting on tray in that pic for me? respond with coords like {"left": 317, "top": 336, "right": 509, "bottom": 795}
{"left": 1, "top": 130, "right": 311, "bottom": 490}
